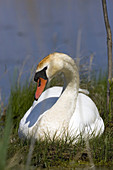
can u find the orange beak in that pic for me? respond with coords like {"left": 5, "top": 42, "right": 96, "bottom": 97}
{"left": 35, "top": 77, "right": 47, "bottom": 100}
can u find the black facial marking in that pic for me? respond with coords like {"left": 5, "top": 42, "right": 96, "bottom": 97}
{"left": 34, "top": 66, "right": 48, "bottom": 82}
{"left": 38, "top": 78, "right": 41, "bottom": 86}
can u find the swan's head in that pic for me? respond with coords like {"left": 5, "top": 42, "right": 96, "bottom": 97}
{"left": 34, "top": 52, "right": 78, "bottom": 100}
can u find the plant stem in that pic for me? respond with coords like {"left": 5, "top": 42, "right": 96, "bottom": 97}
{"left": 102, "top": 0, "right": 112, "bottom": 114}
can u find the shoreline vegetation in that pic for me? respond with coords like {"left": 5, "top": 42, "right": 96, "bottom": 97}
{"left": 0, "top": 1, "right": 112, "bottom": 169}
{"left": 0, "top": 68, "right": 113, "bottom": 169}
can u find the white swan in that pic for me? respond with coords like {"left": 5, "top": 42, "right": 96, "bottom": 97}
{"left": 18, "top": 52, "right": 104, "bottom": 141}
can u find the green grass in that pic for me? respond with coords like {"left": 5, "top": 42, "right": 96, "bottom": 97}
{"left": 9, "top": 82, "right": 36, "bottom": 133}
{"left": 0, "top": 76, "right": 113, "bottom": 169}
{"left": 0, "top": 106, "right": 12, "bottom": 170}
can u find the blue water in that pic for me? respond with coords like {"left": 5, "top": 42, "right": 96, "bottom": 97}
{"left": 0, "top": 0, "right": 113, "bottom": 102}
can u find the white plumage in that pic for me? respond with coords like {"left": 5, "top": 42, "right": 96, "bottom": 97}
{"left": 18, "top": 53, "right": 104, "bottom": 142}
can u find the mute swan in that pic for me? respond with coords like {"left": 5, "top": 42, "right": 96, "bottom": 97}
{"left": 18, "top": 53, "right": 104, "bottom": 141}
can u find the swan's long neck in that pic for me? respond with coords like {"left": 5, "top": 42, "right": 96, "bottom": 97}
{"left": 52, "top": 56, "right": 79, "bottom": 125}
{"left": 62, "top": 58, "right": 79, "bottom": 112}
{"left": 63, "top": 62, "right": 79, "bottom": 94}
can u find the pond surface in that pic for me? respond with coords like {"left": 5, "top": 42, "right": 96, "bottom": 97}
{"left": 0, "top": 0, "right": 113, "bottom": 102}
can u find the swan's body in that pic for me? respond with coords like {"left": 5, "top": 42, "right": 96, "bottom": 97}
{"left": 18, "top": 53, "right": 104, "bottom": 141}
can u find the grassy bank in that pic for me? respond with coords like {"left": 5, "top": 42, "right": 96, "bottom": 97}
{"left": 0, "top": 76, "right": 113, "bottom": 169}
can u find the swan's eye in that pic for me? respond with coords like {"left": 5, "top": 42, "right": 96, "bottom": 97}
{"left": 37, "top": 78, "right": 41, "bottom": 87}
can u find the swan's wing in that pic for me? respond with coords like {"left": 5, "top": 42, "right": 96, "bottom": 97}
{"left": 69, "top": 93, "right": 104, "bottom": 138}
{"left": 18, "top": 86, "right": 63, "bottom": 138}
{"left": 25, "top": 97, "right": 58, "bottom": 127}
{"left": 83, "top": 116, "right": 104, "bottom": 137}
{"left": 37, "top": 86, "right": 63, "bottom": 103}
